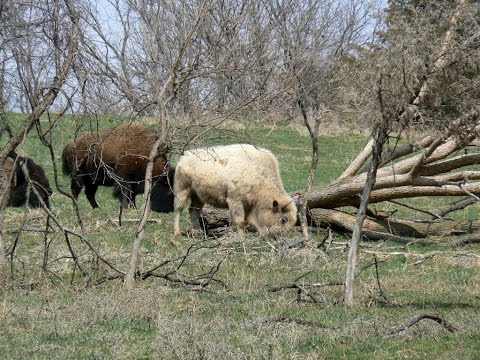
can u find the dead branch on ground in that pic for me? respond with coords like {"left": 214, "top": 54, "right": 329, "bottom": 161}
{"left": 264, "top": 316, "right": 334, "bottom": 329}
{"left": 269, "top": 278, "right": 343, "bottom": 304}
{"left": 96, "top": 239, "right": 228, "bottom": 290}
{"left": 383, "top": 313, "right": 459, "bottom": 336}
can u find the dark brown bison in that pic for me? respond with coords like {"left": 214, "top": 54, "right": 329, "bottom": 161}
{"left": 3, "top": 155, "right": 53, "bottom": 208}
{"left": 62, "top": 124, "right": 174, "bottom": 212}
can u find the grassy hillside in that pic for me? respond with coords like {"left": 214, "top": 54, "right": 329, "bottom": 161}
{"left": 1, "top": 115, "right": 479, "bottom": 359}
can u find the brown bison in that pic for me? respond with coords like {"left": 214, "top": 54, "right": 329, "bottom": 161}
{"left": 3, "top": 155, "right": 52, "bottom": 208}
{"left": 173, "top": 144, "right": 297, "bottom": 237}
{"left": 62, "top": 124, "right": 174, "bottom": 212}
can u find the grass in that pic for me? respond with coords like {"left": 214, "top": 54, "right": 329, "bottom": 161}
{"left": 1, "top": 114, "right": 480, "bottom": 359}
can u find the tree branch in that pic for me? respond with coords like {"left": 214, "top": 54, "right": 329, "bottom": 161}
{"left": 383, "top": 313, "right": 458, "bottom": 336}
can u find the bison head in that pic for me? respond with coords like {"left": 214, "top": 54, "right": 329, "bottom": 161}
{"left": 150, "top": 167, "right": 175, "bottom": 213}
{"left": 249, "top": 198, "right": 297, "bottom": 237}
{"left": 110, "top": 167, "right": 175, "bottom": 212}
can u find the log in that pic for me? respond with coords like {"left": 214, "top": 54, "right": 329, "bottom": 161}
{"left": 420, "top": 197, "right": 477, "bottom": 220}
{"left": 197, "top": 204, "right": 480, "bottom": 240}
{"left": 308, "top": 208, "right": 480, "bottom": 238}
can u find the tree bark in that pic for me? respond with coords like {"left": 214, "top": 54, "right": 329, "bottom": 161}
{"left": 344, "top": 127, "right": 384, "bottom": 307}
{"left": 124, "top": 137, "right": 165, "bottom": 289}
{"left": 299, "top": 107, "right": 321, "bottom": 241}
{"left": 309, "top": 208, "right": 480, "bottom": 238}
{"left": 0, "top": 168, "right": 9, "bottom": 290}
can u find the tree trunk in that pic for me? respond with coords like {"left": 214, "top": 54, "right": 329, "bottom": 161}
{"left": 124, "top": 137, "right": 164, "bottom": 289}
{"left": 0, "top": 169, "right": 9, "bottom": 291}
{"left": 344, "top": 128, "right": 384, "bottom": 307}
{"left": 299, "top": 107, "right": 321, "bottom": 241}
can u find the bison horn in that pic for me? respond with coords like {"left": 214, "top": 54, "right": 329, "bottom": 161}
{"left": 281, "top": 200, "right": 293, "bottom": 211}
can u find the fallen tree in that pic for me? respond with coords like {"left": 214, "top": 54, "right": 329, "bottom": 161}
{"left": 298, "top": 115, "right": 480, "bottom": 242}
{"left": 201, "top": 117, "right": 480, "bottom": 243}
{"left": 201, "top": 0, "right": 480, "bottom": 246}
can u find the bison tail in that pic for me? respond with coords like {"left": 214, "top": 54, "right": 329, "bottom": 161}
{"left": 62, "top": 144, "right": 74, "bottom": 176}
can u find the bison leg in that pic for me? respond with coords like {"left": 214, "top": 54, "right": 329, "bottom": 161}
{"left": 113, "top": 183, "right": 136, "bottom": 209}
{"left": 71, "top": 177, "right": 83, "bottom": 201}
{"left": 84, "top": 182, "right": 100, "bottom": 208}
{"left": 173, "top": 186, "right": 191, "bottom": 236}
{"left": 189, "top": 193, "right": 205, "bottom": 231}
{"left": 118, "top": 183, "right": 137, "bottom": 209}
{"left": 227, "top": 198, "right": 246, "bottom": 234}
{"left": 28, "top": 185, "right": 51, "bottom": 208}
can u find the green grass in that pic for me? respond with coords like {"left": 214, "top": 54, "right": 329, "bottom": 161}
{"left": 1, "top": 113, "right": 480, "bottom": 359}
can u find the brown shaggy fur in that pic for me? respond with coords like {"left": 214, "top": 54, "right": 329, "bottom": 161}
{"left": 173, "top": 144, "right": 297, "bottom": 237}
{"left": 62, "top": 124, "right": 174, "bottom": 211}
{"left": 3, "top": 155, "right": 52, "bottom": 208}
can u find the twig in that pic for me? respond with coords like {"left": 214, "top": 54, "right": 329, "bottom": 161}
{"left": 293, "top": 270, "right": 315, "bottom": 283}
{"left": 196, "top": 259, "right": 226, "bottom": 288}
{"left": 362, "top": 250, "right": 439, "bottom": 258}
{"left": 26, "top": 178, "right": 124, "bottom": 276}
{"left": 118, "top": 206, "right": 123, "bottom": 227}
{"left": 139, "top": 240, "right": 227, "bottom": 290}
{"left": 95, "top": 274, "right": 124, "bottom": 285}
{"left": 21, "top": 162, "right": 86, "bottom": 275}
{"left": 265, "top": 316, "right": 333, "bottom": 329}
{"left": 145, "top": 270, "right": 227, "bottom": 289}
{"left": 269, "top": 280, "right": 343, "bottom": 293}
{"left": 318, "top": 227, "right": 333, "bottom": 252}
{"left": 388, "top": 199, "right": 443, "bottom": 219}
{"left": 282, "top": 238, "right": 306, "bottom": 250}
{"left": 361, "top": 229, "right": 435, "bottom": 246}
{"left": 383, "top": 313, "right": 459, "bottom": 336}
{"left": 426, "top": 197, "right": 476, "bottom": 220}
{"left": 459, "top": 182, "right": 480, "bottom": 201}
{"left": 107, "top": 217, "right": 163, "bottom": 225}
{"left": 43, "top": 131, "right": 85, "bottom": 234}
{"left": 297, "top": 285, "right": 319, "bottom": 303}
{"left": 356, "top": 258, "right": 385, "bottom": 278}
{"left": 363, "top": 249, "right": 440, "bottom": 266}
{"left": 373, "top": 254, "right": 391, "bottom": 304}
{"left": 140, "top": 240, "right": 219, "bottom": 277}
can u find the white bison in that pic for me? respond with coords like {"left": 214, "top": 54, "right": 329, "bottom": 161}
{"left": 173, "top": 144, "right": 297, "bottom": 236}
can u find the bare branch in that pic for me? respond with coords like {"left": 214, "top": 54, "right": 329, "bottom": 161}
{"left": 337, "top": 138, "right": 374, "bottom": 181}
{"left": 383, "top": 313, "right": 459, "bottom": 336}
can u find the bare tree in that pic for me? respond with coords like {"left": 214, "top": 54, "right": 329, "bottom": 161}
{"left": 75, "top": 0, "right": 389, "bottom": 286}
{"left": 74, "top": 0, "right": 274, "bottom": 286}
{"left": 335, "top": 0, "right": 478, "bottom": 306}
{"left": 305, "top": 0, "right": 479, "bottom": 230}
{"left": 262, "top": 0, "right": 380, "bottom": 240}
{"left": 0, "top": 0, "right": 80, "bottom": 287}
{"left": 187, "top": 0, "right": 479, "bottom": 306}
{"left": 2, "top": 0, "right": 472, "bottom": 295}
{"left": 122, "top": 0, "right": 220, "bottom": 287}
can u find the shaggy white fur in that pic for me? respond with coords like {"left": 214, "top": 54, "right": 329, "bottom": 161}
{"left": 173, "top": 144, "right": 297, "bottom": 236}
